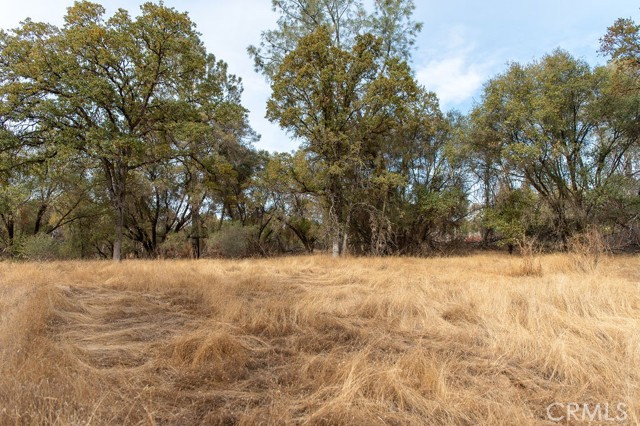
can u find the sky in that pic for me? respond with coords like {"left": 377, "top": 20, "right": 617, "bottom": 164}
{"left": 0, "top": 0, "right": 638, "bottom": 153}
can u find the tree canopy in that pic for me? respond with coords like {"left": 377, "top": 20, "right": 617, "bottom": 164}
{"left": 0, "top": 1, "right": 638, "bottom": 259}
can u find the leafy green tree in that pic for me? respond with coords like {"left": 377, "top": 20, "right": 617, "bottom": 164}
{"left": 366, "top": 0, "right": 423, "bottom": 62}
{"left": 601, "top": 17, "right": 640, "bottom": 70}
{"left": 0, "top": 131, "right": 96, "bottom": 256}
{"left": 471, "top": 49, "right": 640, "bottom": 246}
{"left": 253, "top": 151, "right": 322, "bottom": 253}
{"left": 0, "top": 2, "right": 250, "bottom": 260}
{"left": 600, "top": 17, "right": 640, "bottom": 184}
{"left": 267, "top": 26, "right": 418, "bottom": 255}
{"left": 248, "top": 0, "right": 421, "bottom": 81}
{"left": 483, "top": 187, "right": 539, "bottom": 252}
{"left": 388, "top": 95, "right": 468, "bottom": 253}
{"left": 249, "top": 0, "right": 365, "bottom": 80}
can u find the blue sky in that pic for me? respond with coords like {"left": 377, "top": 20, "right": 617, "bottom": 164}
{"left": 1, "top": 0, "right": 638, "bottom": 152}
{"left": 414, "top": 0, "right": 639, "bottom": 111}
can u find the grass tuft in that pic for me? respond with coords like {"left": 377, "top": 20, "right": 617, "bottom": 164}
{"left": 0, "top": 254, "right": 638, "bottom": 424}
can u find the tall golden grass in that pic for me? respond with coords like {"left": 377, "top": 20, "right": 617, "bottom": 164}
{"left": 0, "top": 253, "right": 639, "bottom": 425}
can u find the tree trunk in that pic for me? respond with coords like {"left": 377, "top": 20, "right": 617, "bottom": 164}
{"left": 341, "top": 208, "right": 350, "bottom": 256}
{"left": 332, "top": 237, "right": 340, "bottom": 257}
{"left": 191, "top": 201, "right": 202, "bottom": 259}
{"left": 482, "top": 165, "right": 493, "bottom": 247}
{"left": 33, "top": 203, "right": 48, "bottom": 234}
{"left": 113, "top": 201, "right": 124, "bottom": 261}
{"left": 191, "top": 237, "right": 201, "bottom": 259}
{"left": 329, "top": 190, "right": 345, "bottom": 257}
{"left": 7, "top": 217, "right": 14, "bottom": 242}
{"left": 112, "top": 162, "right": 127, "bottom": 262}
{"left": 330, "top": 206, "right": 342, "bottom": 257}
{"left": 341, "top": 230, "right": 348, "bottom": 256}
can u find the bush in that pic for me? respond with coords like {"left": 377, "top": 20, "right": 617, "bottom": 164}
{"left": 483, "top": 187, "right": 540, "bottom": 249}
{"left": 206, "top": 224, "right": 260, "bottom": 258}
{"left": 516, "top": 237, "right": 542, "bottom": 277}
{"left": 159, "top": 232, "right": 193, "bottom": 258}
{"left": 17, "top": 234, "right": 63, "bottom": 261}
{"left": 569, "top": 227, "right": 609, "bottom": 272}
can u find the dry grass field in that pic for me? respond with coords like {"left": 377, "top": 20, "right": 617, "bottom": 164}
{"left": 0, "top": 253, "right": 639, "bottom": 425}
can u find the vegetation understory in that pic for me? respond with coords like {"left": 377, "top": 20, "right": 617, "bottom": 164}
{"left": 2, "top": 2, "right": 640, "bottom": 261}
{"left": 1, "top": 254, "right": 638, "bottom": 425}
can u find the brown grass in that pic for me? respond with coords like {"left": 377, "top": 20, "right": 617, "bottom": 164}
{"left": 0, "top": 253, "right": 639, "bottom": 425}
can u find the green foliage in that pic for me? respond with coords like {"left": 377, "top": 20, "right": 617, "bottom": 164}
{"left": 207, "top": 224, "right": 259, "bottom": 258}
{"left": 158, "top": 232, "right": 192, "bottom": 259}
{"left": 417, "top": 188, "right": 467, "bottom": 229}
{"left": 248, "top": 0, "right": 421, "bottom": 80}
{"left": 16, "top": 234, "right": 63, "bottom": 261}
{"left": 267, "top": 25, "right": 420, "bottom": 254}
{"left": 600, "top": 17, "right": 640, "bottom": 68}
{"left": 253, "top": 152, "right": 322, "bottom": 253}
{"left": 1, "top": 4, "right": 640, "bottom": 258}
{"left": 471, "top": 49, "right": 640, "bottom": 244}
{"left": 483, "top": 188, "right": 539, "bottom": 247}
{"left": 0, "top": 1, "right": 253, "bottom": 260}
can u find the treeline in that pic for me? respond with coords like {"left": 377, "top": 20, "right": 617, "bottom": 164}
{"left": 0, "top": 1, "right": 638, "bottom": 260}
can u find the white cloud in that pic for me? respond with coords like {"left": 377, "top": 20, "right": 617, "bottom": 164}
{"left": 417, "top": 56, "right": 487, "bottom": 108}
{"left": 415, "top": 27, "right": 497, "bottom": 111}
{"left": 181, "top": 0, "right": 297, "bottom": 153}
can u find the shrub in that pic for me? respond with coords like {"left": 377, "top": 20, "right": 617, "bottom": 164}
{"left": 569, "top": 227, "right": 609, "bottom": 272}
{"left": 17, "top": 234, "right": 63, "bottom": 261}
{"left": 517, "top": 237, "right": 542, "bottom": 276}
{"left": 206, "top": 224, "right": 260, "bottom": 258}
{"left": 159, "top": 232, "right": 193, "bottom": 259}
